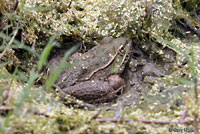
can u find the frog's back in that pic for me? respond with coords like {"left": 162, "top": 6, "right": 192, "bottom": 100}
{"left": 48, "top": 37, "right": 132, "bottom": 88}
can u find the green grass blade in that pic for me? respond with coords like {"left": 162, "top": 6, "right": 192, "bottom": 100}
{"left": 157, "top": 39, "right": 190, "bottom": 61}
{"left": 19, "top": 0, "right": 25, "bottom": 10}
{"left": 15, "top": 70, "right": 39, "bottom": 110}
{"left": 38, "top": 35, "right": 58, "bottom": 72}
{"left": 158, "top": 39, "right": 197, "bottom": 78}
{"left": 0, "top": 32, "right": 40, "bottom": 57}
{"left": 0, "top": 74, "right": 18, "bottom": 79}
{"left": 16, "top": 71, "right": 29, "bottom": 82}
{"left": 169, "top": 78, "right": 194, "bottom": 86}
{"left": 3, "top": 24, "right": 13, "bottom": 31}
{"left": 0, "top": 72, "right": 28, "bottom": 82}
{"left": 0, "top": 61, "right": 12, "bottom": 68}
{"left": 189, "top": 47, "right": 196, "bottom": 77}
{"left": 46, "top": 43, "right": 80, "bottom": 88}
{"left": 0, "top": 32, "right": 21, "bottom": 45}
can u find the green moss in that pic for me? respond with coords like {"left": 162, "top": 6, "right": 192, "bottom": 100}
{"left": 16, "top": 0, "right": 174, "bottom": 45}
{"left": 1, "top": 0, "right": 200, "bottom": 133}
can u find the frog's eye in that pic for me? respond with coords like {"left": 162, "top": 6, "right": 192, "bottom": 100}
{"left": 119, "top": 40, "right": 129, "bottom": 52}
{"left": 119, "top": 44, "right": 125, "bottom": 52}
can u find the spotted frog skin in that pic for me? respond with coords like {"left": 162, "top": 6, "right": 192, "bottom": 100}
{"left": 48, "top": 37, "right": 132, "bottom": 103}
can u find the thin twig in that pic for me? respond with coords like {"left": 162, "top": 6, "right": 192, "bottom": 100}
{"left": 96, "top": 117, "right": 197, "bottom": 125}
{"left": 14, "top": 0, "right": 19, "bottom": 10}
{"left": 0, "top": 26, "right": 19, "bottom": 59}
{"left": 114, "top": 102, "right": 123, "bottom": 119}
{"left": 96, "top": 118, "right": 177, "bottom": 124}
{"left": 183, "top": 19, "right": 200, "bottom": 37}
{"left": 91, "top": 110, "right": 101, "bottom": 120}
{"left": 0, "top": 106, "right": 14, "bottom": 111}
{"left": 178, "top": 109, "right": 188, "bottom": 123}
{"left": 194, "top": 77, "right": 198, "bottom": 134}
{"left": 194, "top": 77, "right": 198, "bottom": 104}
{"left": 194, "top": 117, "right": 198, "bottom": 134}
{"left": 68, "top": 0, "right": 73, "bottom": 8}
{"left": 33, "top": 111, "right": 50, "bottom": 117}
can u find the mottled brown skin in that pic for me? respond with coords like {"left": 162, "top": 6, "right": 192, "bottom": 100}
{"left": 48, "top": 37, "right": 132, "bottom": 103}
{"left": 62, "top": 75, "right": 125, "bottom": 104}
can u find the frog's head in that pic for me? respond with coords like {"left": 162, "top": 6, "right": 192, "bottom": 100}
{"left": 111, "top": 37, "right": 132, "bottom": 74}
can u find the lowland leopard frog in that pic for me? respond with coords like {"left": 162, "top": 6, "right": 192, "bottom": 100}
{"left": 48, "top": 37, "right": 132, "bottom": 104}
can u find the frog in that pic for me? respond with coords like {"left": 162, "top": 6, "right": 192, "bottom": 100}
{"left": 47, "top": 37, "right": 132, "bottom": 104}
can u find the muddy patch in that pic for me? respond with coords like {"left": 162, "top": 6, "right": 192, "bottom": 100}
{"left": 116, "top": 44, "right": 177, "bottom": 108}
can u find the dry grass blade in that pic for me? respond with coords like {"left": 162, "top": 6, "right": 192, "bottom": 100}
{"left": 0, "top": 106, "right": 14, "bottom": 111}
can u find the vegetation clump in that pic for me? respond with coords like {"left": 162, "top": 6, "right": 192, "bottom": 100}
{"left": 17, "top": 0, "right": 174, "bottom": 44}
{"left": 0, "top": 0, "right": 200, "bottom": 133}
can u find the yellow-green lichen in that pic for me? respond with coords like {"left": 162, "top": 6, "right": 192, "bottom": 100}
{"left": 17, "top": 0, "right": 175, "bottom": 45}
